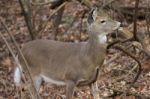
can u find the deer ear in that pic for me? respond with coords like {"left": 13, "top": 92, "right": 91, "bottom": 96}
{"left": 87, "top": 7, "right": 97, "bottom": 24}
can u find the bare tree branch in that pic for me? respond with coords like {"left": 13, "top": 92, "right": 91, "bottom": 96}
{"left": 39, "top": 2, "right": 67, "bottom": 35}
{"left": 53, "top": 5, "right": 65, "bottom": 40}
{"left": 0, "top": 18, "right": 41, "bottom": 99}
{"left": 133, "top": 0, "right": 140, "bottom": 40}
{"left": 113, "top": 45, "right": 141, "bottom": 86}
{"left": 19, "top": 0, "right": 36, "bottom": 40}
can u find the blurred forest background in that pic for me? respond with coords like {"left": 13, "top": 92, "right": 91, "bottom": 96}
{"left": 0, "top": 0, "right": 150, "bottom": 99}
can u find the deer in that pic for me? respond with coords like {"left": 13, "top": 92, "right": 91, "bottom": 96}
{"left": 14, "top": 7, "right": 120, "bottom": 99}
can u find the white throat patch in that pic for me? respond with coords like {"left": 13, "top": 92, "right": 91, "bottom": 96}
{"left": 98, "top": 34, "right": 107, "bottom": 44}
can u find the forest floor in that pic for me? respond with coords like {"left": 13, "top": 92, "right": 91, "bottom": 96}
{"left": 0, "top": 0, "right": 150, "bottom": 99}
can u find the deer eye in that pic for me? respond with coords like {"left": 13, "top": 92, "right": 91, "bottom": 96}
{"left": 100, "top": 20, "right": 106, "bottom": 23}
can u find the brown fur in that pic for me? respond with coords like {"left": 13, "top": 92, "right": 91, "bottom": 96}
{"left": 17, "top": 7, "right": 120, "bottom": 99}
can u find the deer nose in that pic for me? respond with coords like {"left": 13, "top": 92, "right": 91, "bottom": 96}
{"left": 113, "top": 22, "right": 120, "bottom": 30}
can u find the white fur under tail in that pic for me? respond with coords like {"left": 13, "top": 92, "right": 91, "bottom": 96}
{"left": 14, "top": 67, "right": 22, "bottom": 86}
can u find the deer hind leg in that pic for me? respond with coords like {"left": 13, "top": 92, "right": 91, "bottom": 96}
{"left": 34, "top": 75, "right": 43, "bottom": 92}
{"left": 66, "top": 80, "right": 76, "bottom": 99}
{"left": 91, "top": 81, "right": 100, "bottom": 99}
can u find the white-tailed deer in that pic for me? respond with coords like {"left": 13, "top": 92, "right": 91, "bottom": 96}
{"left": 14, "top": 7, "right": 120, "bottom": 99}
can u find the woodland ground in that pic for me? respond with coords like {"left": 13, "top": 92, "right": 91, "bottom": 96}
{"left": 0, "top": 0, "right": 150, "bottom": 99}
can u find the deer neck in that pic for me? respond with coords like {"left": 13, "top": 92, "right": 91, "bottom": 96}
{"left": 83, "top": 33, "right": 107, "bottom": 66}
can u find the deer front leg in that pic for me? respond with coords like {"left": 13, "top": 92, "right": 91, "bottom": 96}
{"left": 91, "top": 81, "right": 100, "bottom": 99}
{"left": 66, "top": 80, "right": 76, "bottom": 99}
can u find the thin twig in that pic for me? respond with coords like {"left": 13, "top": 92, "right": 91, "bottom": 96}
{"left": 53, "top": 5, "right": 65, "bottom": 40}
{"left": 102, "top": 0, "right": 116, "bottom": 8}
{"left": 0, "top": 18, "right": 41, "bottom": 99}
{"left": 113, "top": 45, "right": 141, "bottom": 99}
{"left": 31, "top": 1, "right": 52, "bottom": 6}
{"left": 79, "top": 10, "right": 86, "bottom": 40}
{"left": 146, "top": 0, "right": 150, "bottom": 36}
{"left": 105, "top": 44, "right": 132, "bottom": 66}
{"left": 114, "top": 45, "right": 141, "bottom": 86}
{"left": 39, "top": 2, "right": 67, "bottom": 35}
{"left": 77, "top": 0, "right": 92, "bottom": 8}
{"left": 133, "top": 0, "right": 140, "bottom": 40}
{"left": 19, "top": 0, "right": 35, "bottom": 40}
{"left": 0, "top": 26, "right": 35, "bottom": 99}
{"left": 107, "top": 38, "right": 134, "bottom": 49}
